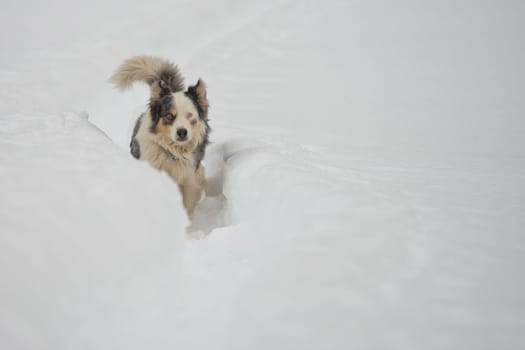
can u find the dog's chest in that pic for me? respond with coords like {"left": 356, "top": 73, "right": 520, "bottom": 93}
{"left": 141, "top": 142, "right": 192, "bottom": 183}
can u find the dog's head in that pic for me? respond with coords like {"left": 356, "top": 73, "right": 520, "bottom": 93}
{"left": 148, "top": 79, "right": 209, "bottom": 147}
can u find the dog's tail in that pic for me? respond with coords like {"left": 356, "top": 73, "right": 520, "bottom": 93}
{"left": 109, "top": 55, "right": 184, "bottom": 92}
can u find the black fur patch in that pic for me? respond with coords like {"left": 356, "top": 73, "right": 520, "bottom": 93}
{"left": 130, "top": 114, "right": 143, "bottom": 159}
{"left": 185, "top": 84, "right": 211, "bottom": 170}
{"left": 185, "top": 88, "right": 208, "bottom": 121}
{"left": 193, "top": 128, "right": 210, "bottom": 170}
{"left": 149, "top": 93, "right": 174, "bottom": 133}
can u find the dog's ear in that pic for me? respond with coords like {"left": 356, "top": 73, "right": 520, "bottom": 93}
{"left": 186, "top": 79, "right": 209, "bottom": 119}
{"left": 149, "top": 80, "right": 173, "bottom": 125}
{"left": 149, "top": 93, "right": 173, "bottom": 126}
{"left": 150, "top": 79, "right": 172, "bottom": 100}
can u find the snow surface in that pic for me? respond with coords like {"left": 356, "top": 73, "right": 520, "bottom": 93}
{"left": 1, "top": 0, "right": 525, "bottom": 349}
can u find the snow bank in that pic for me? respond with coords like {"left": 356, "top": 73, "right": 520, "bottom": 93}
{"left": 0, "top": 113, "right": 186, "bottom": 349}
{"left": 179, "top": 133, "right": 525, "bottom": 350}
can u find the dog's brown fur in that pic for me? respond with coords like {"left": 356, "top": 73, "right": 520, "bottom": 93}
{"left": 111, "top": 56, "right": 210, "bottom": 216}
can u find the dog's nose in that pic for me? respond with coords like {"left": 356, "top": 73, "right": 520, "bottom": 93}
{"left": 176, "top": 128, "right": 188, "bottom": 139}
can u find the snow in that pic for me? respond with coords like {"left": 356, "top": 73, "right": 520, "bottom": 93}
{"left": 1, "top": 0, "right": 525, "bottom": 349}
{"left": 0, "top": 113, "right": 186, "bottom": 349}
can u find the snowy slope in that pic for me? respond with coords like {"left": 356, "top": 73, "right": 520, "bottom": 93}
{"left": 0, "top": 113, "right": 186, "bottom": 349}
{"left": 1, "top": 0, "right": 525, "bottom": 349}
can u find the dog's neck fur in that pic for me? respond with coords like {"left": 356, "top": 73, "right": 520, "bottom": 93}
{"left": 151, "top": 133, "right": 196, "bottom": 166}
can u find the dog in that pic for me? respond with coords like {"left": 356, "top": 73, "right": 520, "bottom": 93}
{"left": 110, "top": 55, "right": 210, "bottom": 216}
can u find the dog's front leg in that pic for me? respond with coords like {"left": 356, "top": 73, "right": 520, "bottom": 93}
{"left": 180, "top": 167, "right": 206, "bottom": 216}
{"left": 179, "top": 183, "right": 203, "bottom": 217}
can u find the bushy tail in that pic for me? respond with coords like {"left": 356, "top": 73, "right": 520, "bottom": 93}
{"left": 109, "top": 55, "right": 184, "bottom": 92}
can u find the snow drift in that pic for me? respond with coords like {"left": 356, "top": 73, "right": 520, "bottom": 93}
{"left": 0, "top": 113, "right": 185, "bottom": 349}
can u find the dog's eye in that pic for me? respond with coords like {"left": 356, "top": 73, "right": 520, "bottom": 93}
{"left": 165, "top": 113, "right": 176, "bottom": 121}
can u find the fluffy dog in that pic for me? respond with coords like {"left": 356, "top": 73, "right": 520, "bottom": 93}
{"left": 110, "top": 55, "right": 210, "bottom": 216}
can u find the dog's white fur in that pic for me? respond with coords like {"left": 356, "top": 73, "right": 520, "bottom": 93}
{"left": 111, "top": 56, "right": 209, "bottom": 216}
